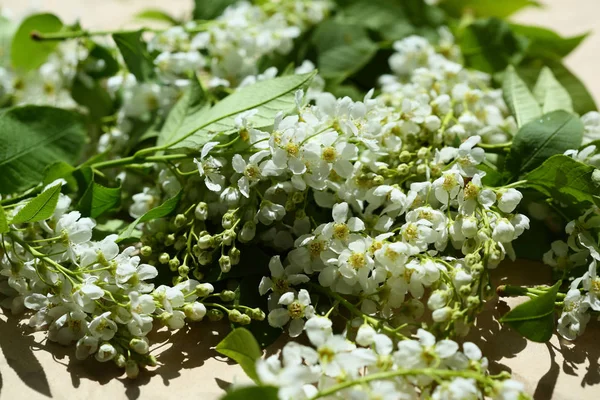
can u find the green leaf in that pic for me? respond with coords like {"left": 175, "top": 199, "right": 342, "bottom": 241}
{"left": 221, "top": 386, "right": 278, "bottom": 400}
{"left": 11, "top": 13, "right": 63, "bottom": 71}
{"left": 311, "top": 21, "right": 378, "bottom": 83}
{"left": 215, "top": 328, "right": 262, "bottom": 383}
{"left": 533, "top": 67, "right": 573, "bottom": 114}
{"left": 78, "top": 181, "right": 121, "bottom": 219}
{"left": 0, "top": 106, "right": 86, "bottom": 195}
{"left": 171, "top": 72, "right": 315, "bottom": 149}
{"left": 157, "top": 76, "right": 207, "bottom": 148}
{"left": 511, "top": 24, "right": 588, "bottom": 59}
{"left": 10, "top": 184, "right": 62, "bottom": 225}
{"left": 458, "top": 18, "right": 527, "bottom": 74}
{"left": 112, "top": 31, "right": 156, "bottom": 82}
{"left": 517, "top": 60, "right": 597, "bottom": 115}
{"left": 72, "top": 76, "right": 115, "bottom": 119}
{"left": 500, "top": 281, "right": 560, "bottom": 342}
{"left": 118, "top": 190, "right": 182, "bottom": 241}
{"left": 505, "top": 110, "right": 583, "bottom": 176}
{"left": 523, "top": 155, "right": 600, "bottom": 207}
{"left": 442, "top": 0, "right": 540, "bottom": 18}
{"left": 0, "top": 16, "right": 17, "bottom": 67}
{"left": 0, "top": 206, "right": 9, "bottom": 233}
{"left": 85, "top": 44, "right": 120, "bottom": 79}
{"left": 193, "top": 0, "right": 237, "bottom": 20}
{"left": 502, "top": 65, "right": 541, "bottom": 128}
{"left": 135, "top": 9, "right": 179, "bottom": 25}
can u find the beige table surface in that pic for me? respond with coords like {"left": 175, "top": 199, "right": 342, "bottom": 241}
{"left": 1, "top": 1, "right": 600, "bottom": 399}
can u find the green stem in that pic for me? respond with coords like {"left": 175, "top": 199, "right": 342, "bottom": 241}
{"left": 89, "top": 153, "right": 196, "bottom": 170}
{"left": 502, "top": 180, "right": 527, "bottom": 189}
{"left": 311, "top": 367, "right": 495, "bottom": 399}
{"left": 479, "top": 142, "right": 511, "bottom": 150}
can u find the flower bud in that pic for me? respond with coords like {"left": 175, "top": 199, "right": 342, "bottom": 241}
{"left": 219, "top": 255, "right": 232, "bottom": 273}
{"left": 222, "top": 212, "right": 235, "bottom": 229}
{"left": 222, "top": 230, "right": 236, "bottom": 246}
{"left": 207, "top": 309, "right": 224, "bottom": 321}
{"left": 145, "top": 355, "right": 158, "bottom": 367}
{"left": 219, "top": 290, "right": 236, "bottom": 302}
{"left": 416, "top": 163, "right": 428, "bottom": 175}
{"left": 198, "top": 251, "right": 213, "bottom": 266}
{"left": 228, "top": 309, "right": 242, "bottom": 323}
{"left": 372, "top": 175, "right": 384, "bottom": 186}
{"left": 126, "top": 360, "right": 139, "bottom": 379}
{"left": 174, "top": 236, "right": 187, "bottom": 251}
{"left": 417, "top": 147, "right": 430, "bottom": 159}
{"left": 239, "top": 221, "right": 256, "bottom": 242}
{"left": 95, "top": 343, "right": 117, "bottom": 362}
{"left": 164, "top": 233, "right": 176, "bottom": 247}
{"left": 114, "top": 354, "right": 127, "bottom": 368}
{"left": 174, "top": 214, "right": 187, "bottom": 228}
{"left": 427, "top": 290, "right": 447, "bottom": 310}
{"left": 396, "top": 163, "right": 410, "bottom": 175}
{"left": 193, "top": 268, "right": 204, "bottom": 280}
{"left": 249, "top": 308, "right": 265, "bottom": 321}
{"left": 238, "top": 314, "right": 251, "bottom": 325}
{"left": 229, "top": 247, "right": 241, "bottom": 265}
{"left": 140, "top": 246, "right": 152, "bottom": 257}
{"left": 184, "top": 302, "right": 207, "bottom": 321}
{"left": 432, "top": 306, "right": 452, "bottom": 322}
{"left": 178, "top": 265, "right": 190, "bottom": 276}
{"left": 130, "top": 338, "right": 149, "bottom": 354}
{"left": 195, "top": 202, "right": 208, "bottom": 220}
{"left": 198, "top": 234, "right": 213, "bottom": 249}
{"left": 195, "top": 283, "right": 214, "bottom": 297}
{"left": 158, "top": 253, "right": 170, "bottom": 264}
{"left": 356, "top": 324, "right": 376, "bottom": 347}
{"left": 169, "top": 257, "right": 180, "bottom": 271}
{"left": 399, "top": 150, "right": 412, "bottom": 163}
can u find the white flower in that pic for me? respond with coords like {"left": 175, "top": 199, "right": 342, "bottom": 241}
{"left": 184, "top": 302, "right": 207, "bottom": 321}
{"left": 496, "top": 188, "right": 523, "bottom": 213}
{"left": 194, "top": 141, "right": 226, "bottom": 192}
{"left": 582, "top": 260, "right": 600, "bottom": 310}
{"left": 337, "top": 237, "right": 375, "bottom": 289}
{"left": 76, "top": 335, "right": 99, "bottom": 360}
{"left": 89, "top": 311, "right": 118, "bottom": 340}
{"left": 455, "top": 135, "right": 485, "bottom": 176}
{"left": 232, "top": 150, "right": 270, "bottom": 197}
{"left": 95, "top": 342, "right": 117, "bottom": 362}
{"left": 394, "top": 329, "right": 458, "bottom": 372}
{"left": 492, "top": 218, "right": 515, "bottom": 243}
{"left": 433, "top": 170, "right": 464, "bottom": 205}
{"left": 129, "top": 188, "right": 156, "bottom": 219}
{"left": 259, "top": 256, "right": 309, "bottom": 297}
{"left": 257, "top": 200, "right": 286, "bottom": 225}
{"left": 557, "top": 289, "right": 590, "bottom": 340}
{"left": 268, "top": 289, "right": 314, "bottom": 337}
{"left": 54, "top": 211, "right": 96, "bottom": 262}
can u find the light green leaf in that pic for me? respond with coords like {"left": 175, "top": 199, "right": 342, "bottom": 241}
{"left": 0, "top": 106, "right": 86, "bottom": 195}
{"left": 533, "top": 67, "right": 573, "bottom": 114}
{"left": 10, "top": 184, "right": 62, "bottom": 225}
{"left": 171, "top": 72, "right": 315, "bottom": 149}
{"left": 0, "top": 206, "right": 8, "bottom": 233}
{"left": 500, "top": 281, "right": 560, "bottom": 343}
{"left": 0, "top": 16, "right": 16, "bottom": 67}
{"left": 220, "top": 386, "right": 278, "bottom": 400}
{"left": 11, "top": 13, "right": 63, "bottom": 71}
{"left": 78, "top": 181, "right": 121, "bottom": 219}
{"left": 215, "top": 328, "right": 262, "bottom": 383}
{"left": 118, "top": 190, "right": 182, "bottom": 241}
{"left": 157, "top": 76, "right": 207, "bottom": 147}
{"left": 511, "top": 24, "right": 588, "bottom": 59}
{"left": 503, "top": 65, "right": 542, "bottom": 127}
{"left": 135, "top": 9, "right": 179, "bottom": 25}
{"left": 505, "top": 110, "right": 583, "bottom": 176}
{"left": 523, "top": 155, "right": 600, "bottom": 207}
{"left": 441, "top": 0, "right": 540, "bottom": 18}
{"left": 112, "top": 31, "right": 155, "bottom": 82}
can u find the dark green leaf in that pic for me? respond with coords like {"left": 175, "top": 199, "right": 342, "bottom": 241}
{"left": 511, "top": 24, "right": 588, "bottom": 59}
{"left": 458, "top": 18, "right": 527, "bottom": 74}
{"left": 11, "top": 13, "right": 63, "bottom": 71}
{"left": 78, "top": 181, "right": 121, "bottom": 219}
{"left": 500, "top": 281, "right": 560, "bottom": 342}
{"left": 11, "top": 184, "right": 62, "bottom": 225}
{"left": 502, "top": 65, "right": 541, "bottom": 128}
{"left": 193, "top": 0, "right": 237, "bottom": 20}
{"left": 505, "top": 110, "right": 583, "bottom": 176}
{"left": 112, "top": 31, "right": 156, "bottom": 82}
{"left": 0, "top": 206, "right": 8, "bottom": 233}
{"left": 0, "top": 106, "right": 86, "bottom": 195}
{"left": 135, "top": 9, "right": 180, "bottom": 25}
{"left": 442, "top": 0, "right": 540, "bottom": 18}
{"left": 85, "top": 44, "right": 120, "bottom": 79}
{"left": 118, "top": 190, "right": 182, "bottom": 241}
{"left": 158, "top": 76, "right": 207, "bottom": 147}
{"left": 72, "top": 76, "right": 115, "bottom": 119}
{"left": 215, "top": 328, "right": 262, "bottom": 383}
{"left": 172, "top": 72, "right": 315, "bottom": 149}
{"left": 43, "top": 161, "right": 75, "bottom": 186}
{"left": 478, "top": 163, "right": 504, "bottom": 187}
{"left": 220, "top": 386, "right": 278, "bottom": 400}
{"left": 533, "top": 67, "right": 573, "bottom": 114}
{"left": 523, "top": 155, "right": 600, "bottom": 207}
{"left": 338, "top": 0, "right": 416, "bottom": 40}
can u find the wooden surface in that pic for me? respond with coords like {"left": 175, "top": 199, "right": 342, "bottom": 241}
{"left": 1, "top": 1, "right": 600, "bottom": 399}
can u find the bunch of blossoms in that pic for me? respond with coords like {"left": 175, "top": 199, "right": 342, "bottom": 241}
{"left": 255, "top": 317, "right": 529, "bottom": 399}
{"left": 99, "top": 0, "right": 330, "bottom": 157}
{"left": 378, "top": 30, "right": 517, "bottom": 149}
{"left": 0, "top": 39, "right": 86, "bottom": 108}
{"left": 0, "top": 180, "right": 221, "bottom": 377}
